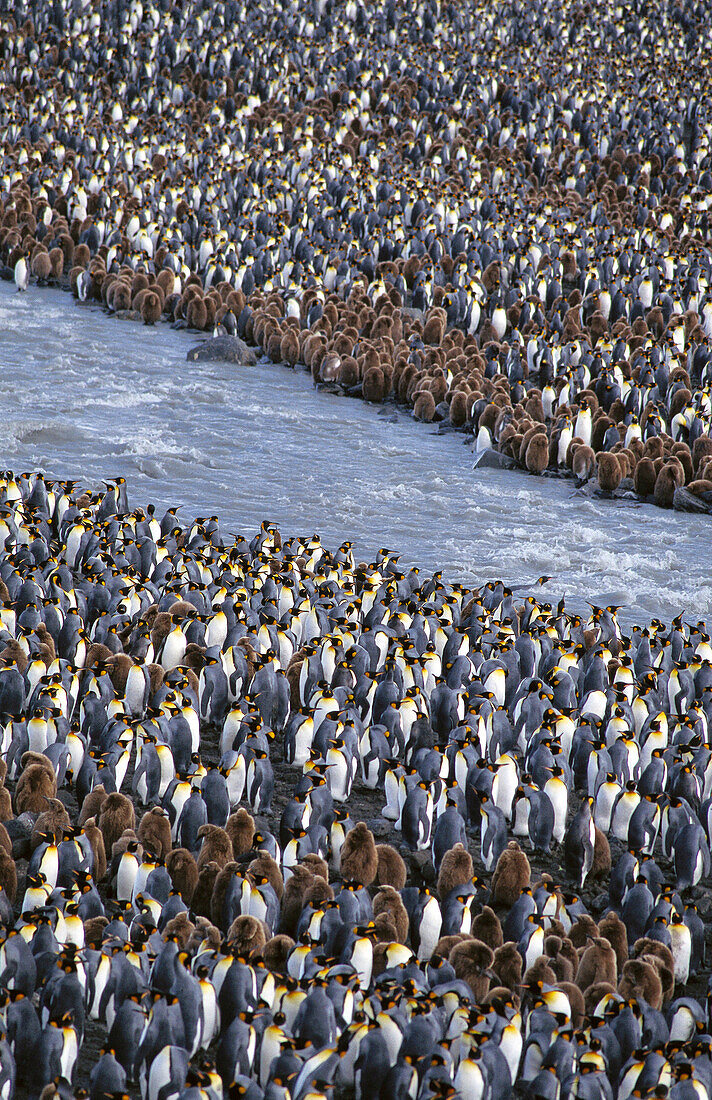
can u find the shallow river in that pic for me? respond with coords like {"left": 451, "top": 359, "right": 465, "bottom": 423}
{"left": 0, "top": 279, "right": 709, "bottom": 626}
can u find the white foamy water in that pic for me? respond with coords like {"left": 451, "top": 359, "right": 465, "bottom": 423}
{"left": 0, "top": 279, "right": 710, "bottom": 627}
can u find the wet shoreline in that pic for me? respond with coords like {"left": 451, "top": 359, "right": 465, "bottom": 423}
{"left": 2, "top": 281, "right": 711, "bottom": 630}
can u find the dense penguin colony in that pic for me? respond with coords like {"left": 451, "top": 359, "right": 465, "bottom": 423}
{"left": 2, "top": 0, "right": 712, "bottom": 507}
{"left": 0, "top": 470, "right": 710, "bottom": 1100}
{"left": 3, "top": 0, "right": 712, "bottom": 1095}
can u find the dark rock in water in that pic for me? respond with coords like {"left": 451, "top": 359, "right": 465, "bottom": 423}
{"left": 114, "top": 309, "right": 142, "bottom": 322}
{"left": 187, "top": 335, "right": 257, "bottom": 365}
{"left": 473, "top": 447, "right": 517, "bottom": 471}
{"left": 611, "top": 487, "right": 638, "bottom": 501}
{"left": 673, "top": 486, "right": 711, "bottom": 513}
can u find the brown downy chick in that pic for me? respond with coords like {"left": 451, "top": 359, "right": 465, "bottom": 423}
{"left": 210, "top": 862, "right": 240, "bottom": 929}
{"left": 471, "top": 906, "right": 504, "bottom": 951}
{"left": 247, "top": 852, "right": 284, "bottom": 900}
{"left": 163, "top": 911, "right": 196, "bottom": 949}
{"left": 262, "top": 934, "right": 295, "bottom": 975}
{"left": 166, "top": 847, "right": 200, "bottom": 905}
{"left": 374, "top": 844, "right": 407, "bottom": 890}
{"left": 15, "top": 760, "right": 57, "bottom": 814}
{"left": 278, "top": 866, "right": 316, "bottom": 936}
{"left": 618, "top": 958, "right": 663, "bottom": 1010}
{"left": 339, "top": 822, "right": 378, "bottom": 886}
{"left": 98, "top": 792, "right": 136, "bottom": 855}
{"left": 575, "top": 936, "right": 618, "bottom": 991}
{"left": 597, "top": 912, "right": 628, "bottom": 973}
{"left": 138, "top": 807, "right": 172, "bottom": 859}
{"left": 437, "top": 843, "right": 473, "bottom": 900}
{"left": 449, "top": 939, "right": 495, "bottom": 1001}
{"left": 79, "top": 785, "right": 107, "bottom": 826}
{"left": 373, "top": 886, "right": 409, "bottom": 943}
{"left": 196, "top": 824, "right": 233, "bottom": 870}
{"left": 226, "top": 808, "right": 255, "bottom": 857}
{"left": 30, "top": 798, "right": 71, "bottom": 849}
{"left": 490, "top": 841, "right": 531, "bottom": 906}
{"left": 83, "top": 817, "right": 107, "bottom": 881}
{"left": 492, "top": 942, "right": 523, "bottom": 991}
{"left": 226, "top": 914, "right": 267, "bottom": 957}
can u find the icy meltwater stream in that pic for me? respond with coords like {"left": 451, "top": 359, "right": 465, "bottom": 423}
{"left": 0, "top": 279, "right": 709, "bottom": 627}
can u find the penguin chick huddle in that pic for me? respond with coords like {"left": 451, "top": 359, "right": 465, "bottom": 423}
{"left": 2, "top": 0, "right": 712, "bottom": 510}
{"left": 0, "top": 469, "right": 712, "bottom": 1099}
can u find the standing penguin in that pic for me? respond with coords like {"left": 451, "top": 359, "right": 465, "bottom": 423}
{"left": 675, "top": 822, "right": 710, "bottom": 891}
{"left": 89, "top": 1047, "right": 127, "bottom": 1100}
{"left": 563, "top": 797, "right": 595, "bottom": 888}
{"left": 246, "top": 749, "right": 274, "bottom": 813}
{"left": 684, "top": 904, "right": 706, "bottom": 976}
{"left": 0, "top": 1029, "right": 16, "bottom": 1100}
{"left": 176, "top": 787, "right": 208, "bottom": 855}
{"left": 543, "top": 766, "right": 569, "bottom": 845}
{"left": 198, "top": 657, "right": 229, "bottom": 728}
{"left": 201, "top": 766, "right": 231, "bottom": 827}
{"left": 404, "top": 888, "right": 443, "bottom": 963}
{"left": 432, "top": 803, "right": 467, "bottom": 871}
{"left": 354, "top": 1026, "right": 392, "bottom": 1100}
{"left": 610, "top": 781, "right": 642, "bottom": 843}
{"left": 132, "top": 736, "right": 163, "bottom": 806}
{"left": 401, "top": 781, "right": 434, "bottom": 851}
{"left": 340, "top": 925, "right": 376, "bottom": 989}
{"left": 14, "top": 257, "right": 29, "bottom": 292}
{"left": 116, "top": 839, "right": 142, "bottom": 902}
{"left": 36, "top": 1015, "right": 79, "bottom": 1090}
{"left": 669, "top": 912, "right": 692, "bottom": 984}
{"left": 627, "top": 796, "right": 661, "bottom": 856}
{"left": 480, "top": 795, "right": 508, "bottom": 872}
{"left": 144, "top": 1043, "right": 189, "bottom": 1100}
{"left": 518, "top": 787, "right": 556, "bottom": 854}
{"left": 594, "top": 773, "right": 623, "bottom": 833}
{"left": 325, "top": 738, "right": 357, "bottom": 803}
{"left": 518, "top": 914, "right": 546, "bottom": 972}
{"left": 621, "top": 877, "right": 655, "bottom": 946}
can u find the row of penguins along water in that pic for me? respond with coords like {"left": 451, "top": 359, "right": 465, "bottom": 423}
{"left": 2, "top": 0, "right": 712, "bottom": 509}
{"left": 0, "top": 471, "right": 711, "bottom": 1099}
